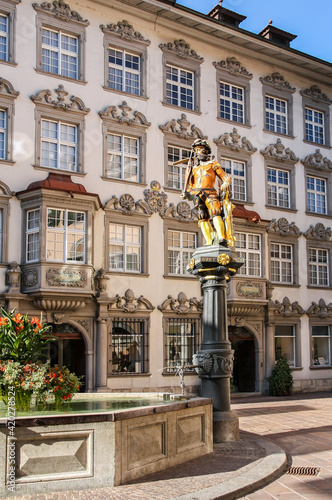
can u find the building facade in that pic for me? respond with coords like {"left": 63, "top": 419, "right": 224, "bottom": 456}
{"left": 0, "top": 0, "right": 331, "bottom": 394}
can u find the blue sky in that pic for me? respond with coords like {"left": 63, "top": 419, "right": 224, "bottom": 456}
{"left": 176, "top": 0, "right": 332, "bottom": 63}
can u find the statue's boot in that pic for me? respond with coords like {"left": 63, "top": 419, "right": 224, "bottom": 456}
{"left": 199, "top": 220, "right": 213, "bottom": 245}
{"left": 213, "top": 215, "right": 227, "bottom": 247}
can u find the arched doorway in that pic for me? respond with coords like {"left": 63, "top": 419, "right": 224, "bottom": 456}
{"left": 229, "top": 326, "right": 256, "bottom": 392}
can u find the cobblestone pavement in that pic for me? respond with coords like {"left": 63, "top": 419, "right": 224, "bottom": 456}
{"left": 2, "top": 392, "right": 332, "bottom": 499}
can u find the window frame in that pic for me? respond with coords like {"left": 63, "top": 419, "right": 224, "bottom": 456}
{"left": 0, "top": 0, "right": 19, "bottom": 66}
{"left": 274, "top": 323, "right": 301, "bottom": 369}
{"left": 34, "top": 2, "right": 88, "bottom": 83}
{"left": 234, "top": 230, "right": 262, "bottom": 277}
{"left": 105, "top": 132, "right": 141, "bottom": 183}
{"left": 305, "top": 230, "right": 332, "bottom": 289}
{"left": 46, "top": 207, "right": 86, "bottom": 264}
{"left": 108, "top": 221, "right": 142, "bottom": 274}
{"left": 308, "top": 247, "right": 329, "bottom": 287}
{"left": 163, "top": 315, "right": 202, "bottom": 373}
{"left": 301, "top": 90, "right": 331, "bottom": 147}
{"left": 264, "top": 159, "right": 296, "bottom": 212}
{"left": 0, "top": 180, "right": 11, "bottom": 264}
{"left": 0, "top": 77, "right": 18, "bottom": 164}
{"left": 221, "top": 157, "right": 247, "bottom": 203}
{"left": 167, "top": 228, "right": 197, "bottom": 277}
{"left": 306, "top": 174, "right": 327, "bottom": 215}
{"left": 261, "top": 75, "right": 295, "bottom": 138}
{"left": 267, "top": 166, "right": 291, "bottom": 209}
{"left": 165, "top": 141, "right": 191, "bottom": 192}
{"left": 310, "top": 324, "right": 331, "bottom": 368}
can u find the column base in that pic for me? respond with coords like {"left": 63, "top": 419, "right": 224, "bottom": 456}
{"left": 213, "top": 410, "right": 239, "bottom": 442}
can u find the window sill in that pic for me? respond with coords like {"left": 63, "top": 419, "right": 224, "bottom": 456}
{"left": 33, "top": 165, "right": 86, "bottom": 176}
{"left": 307, "top": 285, "right": 331, "bottom": 290}
{"left": 217, "top": 117, "right": 251, "bottom": 128}
{"left": 263, "top": 129, "right": 295, "bottom": 140}
{"left": 265, "top": 205, "right": 297, "bottom": 213}
{"left": 164, "top": 274, "right": 197, "bottom": 280}
{"left": 35, "top": 69, "right": 87, "bottom": 85}
{"left": 106, "top": 271, "right": 150, "bottom": 277}
{"left": 0, "top": 159, "right": 15, "bottom": 166}
{"left": 270, "top": 283, "right": 300, "bottom": 288}
{"left": 108, "top": 373, "right": 151, "bottom": 377}
{"left": 162, "top": 371, "right": 197, "bottom": 376}
{"left": 102, "top": 86, "right": 148, "bottom": 101}
{"left": 101, "top": 176, "right": 147, "bottom": 187}
{"left": 0, "top": 60, "right": 17, "bottom": 67}
{"left": 303, "top": 140, "right": 331, "bottom": 149}
{"left": 309, "top": 365, "right": 332, "bottom": 370}
{"left": 161, "top": 102, "right": 201, "bottom": 115}
{"left": 305, "top": 211, "right": 331, "bottom": 219}
{"left": 290, "top": 367, "right": 303, "bottom": 371}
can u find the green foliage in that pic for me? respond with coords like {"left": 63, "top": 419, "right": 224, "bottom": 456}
{"left": 267, "top": 357, "right": 293, "bottom": 396}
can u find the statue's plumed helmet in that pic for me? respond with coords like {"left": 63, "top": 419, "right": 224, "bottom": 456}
{"left": 192, "top": 139, "right": 211, "bottom": 154}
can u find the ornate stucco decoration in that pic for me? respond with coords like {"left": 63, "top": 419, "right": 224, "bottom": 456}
{"left": 94, "top": 268, "right": 109, "bottom": 294}
{"left": 213, "top": 57, "right": 252, "bottom": 78}
{"left": 22, "top": 269, "right": 39, "bottom": 288}
{"left": 32, "top": 1, "right": 89, "bottom": 25}
{"left": 193, "top": 352, "right": 233, "bottom": 377}
{"left": 161, "top": 201, "right": 197, "bottom": 222}
{"left": 214, "top": 128, "right": 257, "bottom": 153}
{"left": 144, "top": 181, "right": 168, "bottom": 214}
{"left": 31, "top": 84, "right": 90, "bottom": 114}
{"left": 267, "top": 218, "right": 302, "bottom": 236}
{"left": 31, "top": 299, "right": 86, "bottom": 311}
{"left": 0, "top": 78, "right": 19, "bottom": 99}
{"left": 301, "top": 149, "right": 332, "bottom": 171}
{"left": 52, "top": 313, "right": 65, "bottom": 324}
{"left": 159, "top": 113, "right": 206, "bottom": 141}
{"left": 304, "top": 223, "right": 332, "bottom": 241}
{"left": 259, "top": 72, "right": 295, "bottom": 92}
{"left": 108, "top": 289, "right": 154, "bottom": 313}
{"left": 260, "top": 138, "right": 298, "bottom": 163}
{"left": 104, "top": 193, "right": 152, "bottom": 216}
{"left": 99, "top": 101, "right": 150, "bottom": 128}
{"left": 307, "top": 299, "right": 332, "bottom": 318}
{"left": 158, "top": 292, "right": 202, "bottom": 314}
{"left": 100, "top": 20, "right": 150, "bottom": 45}
{"left": 159, "top": 39, "right": 203, "bottom": 62}
{"left": 46, "top": 269, "right": 87, "bottom": 287}
{"left": 236, "top": 280, "right": 263, "bottom": 298}
{"left": 77, "top": 319, "right": 90, "bottom": 332}
{"left": 274, "top": 297, "right": 304, "bottom": 317}
{"left": 300, "top": 85, "right": 332, "bottom": 104}
{"left": 227, "top": 306, "right": 262, "bottom": 317}
{"left": 6, "top": 262, "right": 21, "bottom": 289}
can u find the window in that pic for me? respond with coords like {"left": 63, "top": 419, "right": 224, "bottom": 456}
{"left": 108, "top": 48, "right": 140, "bottom": 95}
{"left": 311, "top": 325, "right": 331, "bottom": 366}
{"left": 0, "top": 181, "right": 11, "bottom": 262}
{"left": 267, "top": 167, "right": 290, "bottom": 208}
{"left": 0, "top": 0, "right": 20, "bottom": 64}
{"left": 305, "top": 107, "right": 324, "bottom": 144}
{"left": 41, "top": 119, "right": 77, "bottom": 171}
{"left": 0, "top": 13, "right": 8, "bottom": 61}
{"left": 46, "top": 209, "right": 86, "bottom": 263}
{"left": 221, "top": 158, "right": 246, "bottom": 201}
{"left": 167, "top": 145, "right": 190, "bottom": 190}
{"left": 109, "top": 223, "right": 141, "bottom": 273}
{"left": 219, "top": 82, "right": 244, "bottom": 123}
{"left": 275, "top": 325, "right": 295, "bottom": 367}
{"left": 168, "top": 230, "right": 196, "bottom": 275}
{"left": 265, "top": 96, "right": 287, "bottom": 134}
{"left": 166, "top": 65, "right": 194, "bottom": 110}
{"left": 106, "top": 133, "right": 139, "bottom": 181}
{"left": 0, "top": 77, "right": 18, "bottom": 162}
{"left": 235, "top": 232, "right": 261, "bottom": 276}
{"left": 0, "top": 108, "right": 6, "bottom": 159}
{"left": 165, "top": 317, "right": 201, "bottom": 373}
{"left": 41, "top": 28, "right": 78, "bottom": 79}
{"left": 34, "top": 2, "right": 88, "bottom": 81}
{"left": 271, "top": 243, "right": 293, "bottom": 283}
{"left": 109, "top": 317, "right": 148, "bottom": 374}
{"left": 26, "top": 209, "right": 40, "bottom": 262}
{"left": 309, "top": 248, "right": 329, "bottom": 286}
{"left": 301, "top": 86, "right": 330, "bottom": 147}
{"left": 307, "top": 175, "right": 327, "bottom": 214}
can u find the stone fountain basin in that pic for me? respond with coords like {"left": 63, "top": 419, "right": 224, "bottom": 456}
{"left": 0, "top": 393, "right": 213, "bottom": 497}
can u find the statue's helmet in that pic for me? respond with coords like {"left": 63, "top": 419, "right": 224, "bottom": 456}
{"left": 192, "top": 139, "right": 211, "bottom": 154}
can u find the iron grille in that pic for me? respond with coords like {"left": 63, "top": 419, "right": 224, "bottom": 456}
{"left": 109, "top": 317, "right": 149, "bottom": 374}
{"left": 165, "top": 317, "right": 202, "bottom": 373}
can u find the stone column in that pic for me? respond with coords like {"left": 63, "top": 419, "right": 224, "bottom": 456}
{"left": 265, "top": 322, "right": 275, "bottom": 378}
{"left": 96, "top": 317, "right": 108, "bottom": 390}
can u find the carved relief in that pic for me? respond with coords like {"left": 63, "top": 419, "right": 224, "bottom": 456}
{"left": 143, "top": 181, "right": 168, "bottom": 214}
{"left": 228, "top": 306, "right": 262, "bottom": 317}
{"left": 32, "top": 1, "right": 89, "bottom": 24}
{"left": 46, "top": 269, "right": 87, "bottom": 287}
{"left": 161, "top": 201, "right": 197, "bottom": 222}
{"left": 304, "top": 223, "right": 332, "bottom": 241}
{"left": 159, "top": 113, "right": 206, "bottom": 141}
{"left": 267, "top": 218, "right": 301, "bottom": 236}
{"left": 100, "top": 20, "right": 150, "bottom": 44}
{"left": 260, "top": 138, "right": 298, "bottom": 163}
{"left": 307, "top": 299, "right": 332, "bottom": 318}
{"left": 260, "top": 72, "right": 295, "bottom": 92}
{"left": 31, "top": 85, "right": 90, "bottom": 113}
{"left": 99, "top": 101, "right": 150, "bottom": 127}
{"left": 193, "top": 352, "right": 233, "bottom": 377}
{"left": 236, "top": 280, "right": 263, "bottom": 298}
{"left": 213, "top": 57, "right": 252, "bottom": 78}
{"left": 105, "top": 193, "right": 151, "bottom": 215}
{"left": 22, "top": 269, "right": 39, "bottom": 288}
{"left": 94, "top": 268, "right": 109, "bottom": 293}
{"left": 300, "top": 85, "right": 332, "bottom": 103}
{"left": 274, "top": 297, "right": 304, "bottom": 316}
{"left": 108, "top": 289, "right": 154, "bottom": 313}
{"left": 6, "top": 262, "right": 21, "bottom": 289}
{"left": 159, "top": 39, "right": 203, "bottom": 62}
{"left": 0, "top": 78, "right": 19, "bottom": 98}
{"left": 77, "top": 319, "right": 90, "bottom": 332}
{"left": 52, "top": 313, "right": 64, "bottom": 324}
{"left": 214, "top": 127, "right": 257, "bottom": 153}
{"left": 301, "top": 149, "right": 332, "bottom": 171}
{"left": 31, "top": 299, "right": 86, "bottom": 311}
{"left": 158, "top": 292, "right": 202, "bottom": 314}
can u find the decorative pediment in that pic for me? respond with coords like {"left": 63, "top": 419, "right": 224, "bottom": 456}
{"left": 213, "top": 57, "right": 252, "bottom": 78}
{"left": 100, "top": 20, "right": 150, "bottom": 45}
{"left": 260, "top": 139, "right": 298, "bottom": 163}
{"left": 104, "top": 193, "right": 152, "bottom": 216}
{"left": 0, "top": 78, "right": 19, "bottom": 98}
{"left": 108, "top": 289, "right": 154, "bottom": 313}
{"left": 307, "top": 299, "right": 332, "bottom": 318}
{"left": 161, "top": 201, "right": 197, "bottom": 222}
{"left": 32, "top": 1, "right": 89, "bottom": 25}
{"left": 304, "top": 223, "right": 332, "bottom": 241}
{"left": 143, "top": 181, "right": 168, "bottom": 214}
{"left": 274, "top": 297, "right": 304, "bottom": 317}
{"left": 259, "top": 72, "right": 295, "bottom": 92}
{"left": 159, "top": 39, "right": 203, "bottom": 62}
{"left": 301, "top": 149, "right": 332, "bottom": 171}
{"left": 300, "top": 85, "right": 331, "bottom": 103}
{"left": 159, "top": 113, "right": 206, "bottom": 141}
{"left": 267, "top": 218, "right": 301, "bottom": 236}
{"left": 99, "top": 101, "right": 150, "bottom": 127}
{"left": 158, "top": 292, "right": 202, "bottom": 314}
{"left": 31, "top": 84, "right": 90, "bottom": 114}
{"left": 214, "top": 127, "right": 257, "bottom": 154}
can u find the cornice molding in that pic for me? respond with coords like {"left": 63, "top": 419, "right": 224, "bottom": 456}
{"left": 158, "top": 292, "right": 202, "bottom": 314}
{"left": 100, "top": 19, "right": 150, "bottom": 45}
{"left": 260, "top": 72, "right": 295, "bottom": 93}
{"left": 99, "top": 101, "right": 150, "bottom": 128}
{"left": 214, "top": 127, "right": 257, "bottom": 154}
{"left": 267, "top": 217, "right": 302, "bottom": 236}
{"left": 30, "top": 84, "right": 90, "bottom": 114}
{"left": 108, "top": 288, "right": 154, "bottom": 313}
{"left": 159, "top": 39, "right": 203, "bottom": 62}
{"left": 260, "top": 138, "right": 298, "bottom": 163}
{"left": 213, "top": 57, "right": 252, "bottom": 79}
{"left": 32, "top": 1, "right": 89, "bottom": 25}
{"left": 300, "top": 85, "right": 332, "bottom": 103}
{"left": 0, "top": 78, "right": 19, "bottom": 99}
{"left": 159, "top": 113, "right": 206, "bottom": 141}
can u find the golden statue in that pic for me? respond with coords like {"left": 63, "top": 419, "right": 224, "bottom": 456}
{"left": 176, "top": 139, "right": 235, "bottom": 247}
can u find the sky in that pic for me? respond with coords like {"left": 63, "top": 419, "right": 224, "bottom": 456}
{"left": 176, "top": 0, "right": 332, "bottom": 63}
